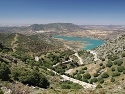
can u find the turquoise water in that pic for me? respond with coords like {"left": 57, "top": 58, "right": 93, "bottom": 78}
{"left": 54, "top": 36, "right": 105, "bottom": 50}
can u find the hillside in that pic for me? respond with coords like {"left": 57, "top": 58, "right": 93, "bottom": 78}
{"left": 0, "top": 43, "right": 85, "bottom": 93}
{"left": 0, "top": 30, "right": 125, "bottom": 93}
{"left": 95, "top": 34, "right": 125, "bottom": 58}
{"left": 61, "top": 34, "right": 125, "bottom": 93}
{"left": 0, "top": 33, "right": 63, "bottom": 56}
{"left": 0, "top": 23, "right": 82, "bottom": 35}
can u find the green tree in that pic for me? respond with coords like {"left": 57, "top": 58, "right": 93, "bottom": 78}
{"left": 117, "top": 66, "right": 125, "bottom": 72}
{"left": 0, "top": 62, "right": 10, "bottom": 81}
{"left": 98, "top": 77, "right": 104, "bottom": 84}
{"left": 106, "top": 62, "right": 113, "bottom": 68}
{"left": 94, "top": 73, "right": 99, "bottom": 77}
{"left": 83, "top": 73, "right": 91, "bottom": 79}
{"left": 122, "top": 53, "right": 125, "bottom": 57}
{"left": 83, "top": 67, "right": 87, "bottom": 70}
{"left": 111, "top": 67, "right": 115, "bottom": 71}
{"left": 112, "top": 72, "right": 120, "bottom": 77}
{"left": 0, "top": 89, "right": 4, "bottom": 94}
{"left": 96, "top": 84, "right": 102, "bottom": 88}
{"left": 110, "top": 78, "right": 115, "bottom": 82}
{"left": 101, "top": 72, "right": 109, "bottom": 78}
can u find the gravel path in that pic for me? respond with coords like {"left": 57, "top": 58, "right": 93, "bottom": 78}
{"left": 47, "top": 69, "right": 96, "bottom": 89}
{"left": 11, "top": 34, "right": 18, "bottom": 52}
{"left": 89, "top": 50, "right": 99, "bottom": 61}
{"left": 74, "top": 53, "right": 83, "bottom": 65}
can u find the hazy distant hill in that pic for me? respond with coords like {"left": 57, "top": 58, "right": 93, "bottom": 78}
{"left": 0, "top": 23, "right": 82, "bottom": 34}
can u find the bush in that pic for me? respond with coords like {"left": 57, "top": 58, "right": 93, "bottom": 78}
{"left": 110, "top": 78, "right": 115, "bottom": 82}
{"left": 123, "top": 70, "right": 125, "bottom": 74}
{"left": 111, "top": 67, "right": 115, "bottom": 71}
{"left": 101, "top": 72, "right": 109, "bottom": 78}
{"left": 11, "top": 67, "right": 50, "bottom": 88}
{"left": 0, "top": 89, "right": 4, "bottom": 94}
{"left": 122, "top": 53, "right": 125, "bottom": 57}
{"left": 101, "top": 65, "right": 105, "bottom": 69}
{"left": 92, "top": 78, "right": 98, "bottom": 83}
{"left": 117, "top": 60, "right": 123, "bottom": 66}
{"left": 0, "top": 62, "right": 10, "bottom": 81}
{"left": 117, "top": 66, "right": 125, "bottom": 72}
{"left": 83, "top": 73, "right": 91, "bottom": 79}
{"left": 82, "top": 67, "right": 87, "bottom": 70}
{"left": 94, "top": 73, "right": 99, "bottom": 77}
{"left": 112, "top": 72, "right": 120, "bottom": 77}
{"left": 79, "top": 70, "right": 85, "bottom": 74}
{"left": 106, "top": 62, "right": 113, "bottom": 68}
{"left": 114, "top": 59, "right": 123, "bottom": 66}
{"left": 76, "top": 74, "right": 82, "bottom": 80}
{"left": 99, "top": 63, "right": 103, "bottom": 66}
{"left": 96, "top": 84, "right": 102, "bottom": 88}
{"left": 90, "top": 78, "right": 98, "bottom": 84}
{"left": 98, "top": 78, "right": 104, "bottom": 84}
{"left": 82, "top": 78, "right": 89, "bottom": 83}
{"left": 99, "top": 57, "right": 105, "bottom": 61}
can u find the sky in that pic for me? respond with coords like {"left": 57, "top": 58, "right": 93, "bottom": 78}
{"left": 0, "top": 0, "right": 125, "bottom": 25}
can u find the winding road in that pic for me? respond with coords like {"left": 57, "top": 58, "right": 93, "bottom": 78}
{"left": 47, "top": 68, "right": 96, "bottom": 89}
{"left": 89, "top": 50, "right": 99, "bottom": 61}
{"left": 74, "top": 52, "right": 83, "bottom": 65}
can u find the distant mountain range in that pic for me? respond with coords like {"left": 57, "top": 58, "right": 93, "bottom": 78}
{"left": 0, "top": 23, "right": 83, "bottom": 34}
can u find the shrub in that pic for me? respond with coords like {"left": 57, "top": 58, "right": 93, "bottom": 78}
{"left": 117, "top": 60, "right": 123, "bottom": 66}
{"left": 0, "top": 89, "right": 4, "bottom": 94}
{"left": 82, "top": 78, "right": 89, "bottom": 83}
{"left": 99, "top": 63, "right": 103, "bottom": 66}
{"left": 79, "top": 70, "right": 85, "bottom": 74}
{"left": 98, "top": 78, "right": 104, "bottom": 84}
{"left": 96, "top": 84, "right": 102, "bottom": 88}
{"left": 101, "top": 72, "right": 109, "bottom": 78}
{"left": 110, "top": 78, "right": 115, "bottom": 82}
{"left": 96, "top": 68, "right": 101, "bottom": 73}
{"left": 101, "top": 65, "right": 105, "bottom": 69}
{"left": 112, "top": 72, "right": 120, "bottom": 77}
{"left": 114, "top": 59, "right": 123, "bottom": 66}
{"left": 83, "top": 67, "right": 87, "bottom": 70}
{"left": 117, "top": 66, "right": 125, "bottom": 72}
{"left": 92, "top": 78, "right": 98, "bottom": 82}
{"left": 111, "top": 67, "right": 115, "bottom": 71}
{"left": 0, "top": 62, "right": 10, "bottom": 81}
{"left": 122, "top": 53, "right": 125, "bottom": 57}
{"left": 90, "top": 78, "right": 98, "bottom": 84}
{"left": 108, "top": 55, "right": 119, "bottom": 61}
{"left": 94, "top": 73, "right": 99, "bottom": 77}
{"left": 83, "top": 73, "right": 91, "bottom": 79}
{"left": 106, "top": 62, "right": 113, "bottom": 67}
{"left": 76, "top": 74, "right": 82, "bottom": 80}
{"left": 99, "top": 57, "right": 105, "bottom": 61}
{"left": 123, "top": 70, "right": 125, "bottom": 74}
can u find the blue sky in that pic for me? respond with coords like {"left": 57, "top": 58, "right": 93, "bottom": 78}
{"left": 0, "top": 0, "right": 125, "bottom": 25}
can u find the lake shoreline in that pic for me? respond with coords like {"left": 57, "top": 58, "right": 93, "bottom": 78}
{"left": 53, "top": 36, "right": 105, "bottom": 50}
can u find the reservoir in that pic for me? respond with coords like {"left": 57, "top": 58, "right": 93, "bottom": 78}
{"left": 54, "top": 36, "right": 105, "bottom": 50}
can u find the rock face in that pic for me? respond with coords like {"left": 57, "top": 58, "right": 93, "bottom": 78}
{"left": 95, "top": 34, "right": 125, "bottom": 57}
